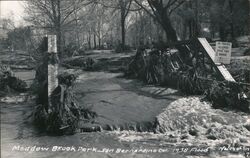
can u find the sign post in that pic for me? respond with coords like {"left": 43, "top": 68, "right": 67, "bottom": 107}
{"left": 214, "top": 42, "right": 232, "bottom": 64}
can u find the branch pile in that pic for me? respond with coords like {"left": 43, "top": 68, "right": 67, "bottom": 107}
{"left": 46, "top": 75, "right": 80, "bottom": 135}
{"left": 126, "top": 48, "right": 250, "bottom": 112}
{"left": 62, "top": 57, "right": 95, "bottom": 71}
{"left": 33, "top": 56, "right": 96, "bottom": 135}
{"left": 0, "top": 64, "right": 27, "bottom": 97}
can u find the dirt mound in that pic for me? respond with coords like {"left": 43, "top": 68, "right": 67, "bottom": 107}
{"left": 155, "top": 97, "right": 250, "bottom": 143}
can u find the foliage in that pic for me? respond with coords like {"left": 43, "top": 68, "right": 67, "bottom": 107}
{"left": 7, "top": 26, "right": 32, "bottom": 50}
{"left": 63, "top": 43, "right": 85, "bottom": 57}
{"left": 126, "top": 47, "right": 250, "bottom": 112}
{"left": 33, "top": 67, "right": 97, "bottom": 135}
{"left": 0, "top": 64, "right": 27, "bottom": 96}
{"left": 206, "top": 81, "right": 249, "bottom": 112}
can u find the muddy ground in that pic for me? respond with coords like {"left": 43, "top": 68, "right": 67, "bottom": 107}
{"left": 1, "top": 49, "right": 250, "bottom": 158}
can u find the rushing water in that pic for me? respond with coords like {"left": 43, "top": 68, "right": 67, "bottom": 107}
{"left": 0, "top": 69, "right": 183, "bottom": 158}
{"left": 1, "top": 69, "right": 249, "bottom": 158}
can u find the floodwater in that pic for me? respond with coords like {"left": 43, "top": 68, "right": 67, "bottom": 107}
{"left": 1, "top": 69, "right": 185, "bottom": 158}
{"left": 1, "top": 60, "right": 250, "bottom": 158}
{"left": 75, "top": 71, "right": 181, "bottom": 130}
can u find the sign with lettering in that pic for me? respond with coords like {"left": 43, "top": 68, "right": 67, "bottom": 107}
{"left": 215, "top": 42, "right": 232, "bottom": 64}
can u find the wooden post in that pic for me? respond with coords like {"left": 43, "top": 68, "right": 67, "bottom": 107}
{"left": 48, "top": 35, "right": 59, "bottom": 112}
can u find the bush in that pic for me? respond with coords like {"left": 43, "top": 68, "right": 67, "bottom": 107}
{"left": 244, "top": 48, "right": 250, "bottom": 56}
{"left": 205, "top": 81, "right": 250, "bottom": 112}
{"left": 0, "top": 64, "right": 27, "bottom": 94}
{"left": 63, "top": 43, "right": 85, "bottom": 57}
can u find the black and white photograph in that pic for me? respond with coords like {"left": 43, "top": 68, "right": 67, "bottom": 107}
{"left": 0, "top": 0, "right": 250, "bottom": 157}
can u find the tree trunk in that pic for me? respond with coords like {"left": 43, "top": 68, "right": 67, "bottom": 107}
{"left": 94, "top": 34, "right": 97, "bottom": 49}
{"left": 228, "top": 0, "right": 235, "bottom": 42}
{"left": 219, "top": 25, "right": 226, "bottom": 41}
{"left": 73, "top": 1, "right": 80, "bottom": 48}
{"left": 182, "top": 21, "right": 188, "bottom": 40}
{"left": 194, "top": 0, "right": 199, "bottom": 37}
{"left": 56, "top": 0, "right": 62, "bottom": 57}
{"left": 161, "top": 16, "right": 178, "bottom": 42}
{"left": 110, "top": 28, "right": 113, "bottom": 48}
{"left": 88, "top": 31, "right": 91, "bottom": 49}
{"left": 56, "top": 27, "right": 62, "bottom": 56}
{"left": 98, "top": 35, "right": 101, "bottom": 48}
{"left": 121, "top": 12, "right": 126, "bottom": 50}
{"left": 146, "top": 0, "right": 178, "bottom": 43}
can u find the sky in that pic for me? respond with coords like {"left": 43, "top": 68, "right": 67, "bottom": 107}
{"left": 0, "top": 0, "right": 25, "bottom": 26}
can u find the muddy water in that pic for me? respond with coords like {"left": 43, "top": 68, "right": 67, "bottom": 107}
{"left": 2, "top": 96, "right": 248, "bottom": 158}
{"left": 1, "top": 97, "right": 183, "bottom": 158}
{"left": 74, "top": 71, "right": 182, "bottom": 131}
{"left": 1, "top": 69, "right": 184, "bottom": 158}
{"left": 1, "top": 69, "right": 249, "bottom": 158}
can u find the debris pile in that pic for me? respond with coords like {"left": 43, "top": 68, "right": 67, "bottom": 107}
{"left": 0, "top": 64, "right": 27, "bottom": 96}
{"left": 62, "top": 57, "right": 95, "bottom": 71}
{"left": 46, "top": 73, "right": 80, "bottom": 135}
{"left": 126, "top": 48, "right": 208, "bottom": 92}
{"left": 206, "top": 81, "right": 249, "bottom": 111}
{"left": 33, "top": 55, "right": 97, "bottom": 135}
{"left": 63, "top": 43, "right": 85, "bottom": 57}
{"left": 126, "top": 40, "right": 250, "bottom": 112}
{"left": 33, "top": 63, "right": 81, "bottom": 135}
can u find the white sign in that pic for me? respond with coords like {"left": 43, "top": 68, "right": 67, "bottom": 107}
{"left": 215, "top": 42, "right": 232, "bottom": 64}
